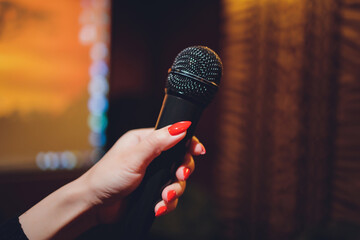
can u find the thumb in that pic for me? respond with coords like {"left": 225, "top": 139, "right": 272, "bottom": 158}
{"left": 134, "top": 121, "right": 191, "bottom": 170}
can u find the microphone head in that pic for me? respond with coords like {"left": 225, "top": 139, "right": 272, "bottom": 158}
{"left": 166, "top": 46, "right": 223, "bottom": 106}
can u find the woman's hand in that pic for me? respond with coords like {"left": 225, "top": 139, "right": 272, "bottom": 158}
{"left": 82, "top": 121, "right": 206, "bottom": 222}
{"left": 19, "top": 122, "right": 206, "bottom": 239}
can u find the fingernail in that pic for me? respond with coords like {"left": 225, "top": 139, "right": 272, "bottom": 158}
{"left": 168, "top": 121, "right": 192, "bottom": 136}
{"left": 183, "top": 167, "right": 191, "bottom": 180}
{"left": 200, "top": 143, "right": 206, "bottom": 155}
{"left": 155, "top": 206, "right": 167, "bottom": 217}
{"left": 167, "top": 190, "right": 177, "bottom": 202}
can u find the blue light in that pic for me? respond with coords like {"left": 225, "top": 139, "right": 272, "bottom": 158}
{"left": 60, "top": 151, "right": 77, "bottom": 170}
{"left": 89, "top": 132, "right": 106, "bottom": 147}
{"left": 43, "top": 153, "right": 52, "bottom": 170}
{"left": 48, "top": 152, "right": 60, "bottom": 170}
{"left": 88, "top": 76, "right": 109, "bottom": 96}
{"left": 88, "top": 114, "right": 108, "bottom": 133}
{"left": 88, "top": 95, "right": 108, "bottom": 115}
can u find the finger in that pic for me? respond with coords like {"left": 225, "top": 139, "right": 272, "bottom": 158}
{"left": 113, "top": 128, "right": 154, "bottom": 151}
{"left": 124, "top": 128, "right": 154, "bottom": 142}
{"left": 161, "top": 180, "right": 186, "bottom": 202}
{"left": 188, "top": 136, "right": 206, "bottom": 156}
{"left": 176, "top": 153, "right": 195, "bottom": 181}
{"left": 154, "top": 199, "right": 178, "bottom": 217}
{"left": 135, "top": 121, "right": 191, "bottom": 169}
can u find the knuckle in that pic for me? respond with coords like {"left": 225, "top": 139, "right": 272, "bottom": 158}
{"left": 144, "top": 134, "right": 163, "bottom": 157}
{"left": 125, "top": 129, "right": 136, "bottom": 136}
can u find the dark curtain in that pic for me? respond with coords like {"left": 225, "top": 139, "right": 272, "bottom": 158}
{"left": 216, "top": 0, "right": 360, "bottom": 239}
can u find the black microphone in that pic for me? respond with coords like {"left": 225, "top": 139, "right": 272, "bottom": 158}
{"left": 118, "top": 46, "right": 223, "bottom": 239}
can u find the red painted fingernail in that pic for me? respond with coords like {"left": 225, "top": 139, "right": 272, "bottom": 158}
{"left": 183, "top": 167, "right": 191, "bottom": 180}
{"left": 168, "top": 121, "right": 192, "bottom": 136}
{"left": 167, "top": 190, "right": 177, "bottom": 202}
{"left": 155, "top": 206, "right": 167, "bottom": 217}
{"left": 200, "top": 143, "right": 206, "bottom": 155}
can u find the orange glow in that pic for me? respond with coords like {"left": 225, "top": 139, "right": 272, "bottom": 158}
{"left": 0, "top": 0, "right": 91, "bottom": 117}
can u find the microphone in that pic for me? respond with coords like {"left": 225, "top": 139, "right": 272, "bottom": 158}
{"left": 119, "top": 46, "right": 223, "bottom": 239}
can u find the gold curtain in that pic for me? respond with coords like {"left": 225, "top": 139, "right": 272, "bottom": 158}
{"left": 216, "top": 0, "right": 360, "bottom": 239}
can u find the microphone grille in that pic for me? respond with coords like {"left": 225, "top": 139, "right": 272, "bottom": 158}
{"left": 167, "top": 46, "right": 222, "bottom": 106}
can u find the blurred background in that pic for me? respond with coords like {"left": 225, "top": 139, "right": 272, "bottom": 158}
{"left": 0, "top": 0, "right": 360, "bottom": 239}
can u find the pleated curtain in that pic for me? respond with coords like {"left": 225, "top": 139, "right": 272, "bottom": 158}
{"left": 216, "top": 0, "right": 360, "bottom": 239}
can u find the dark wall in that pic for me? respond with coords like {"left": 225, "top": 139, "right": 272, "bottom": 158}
{"left": 106, "top": 1, "right": 222, "bottom": 238}
{"left": 107, "top": 0, "right": 221, "bottom": 138}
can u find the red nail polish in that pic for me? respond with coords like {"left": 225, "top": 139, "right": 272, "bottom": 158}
{"left": 168, "top": 121, "right": 192, "bottom": 136}
{"left": 167, "top": 190, "right": 177, "bottom": 202}
{"left": 183, "top": 167, "right": 191, "bottom": 180}
{"left": 200, "top": 144, "right": 206, "bottom": 155}
{"left": 155, "top": 206, "right": 167, "bottom": 217}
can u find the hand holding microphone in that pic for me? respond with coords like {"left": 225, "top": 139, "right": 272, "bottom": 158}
{"left": 119, "top": 46, "right": 222, "bottom": 238}
{"left": 16, "top": 46, "right": 222, "bottom": 240}
{"left": 18, "top": 124, "right": 205, "bottom": 240}
{"left": 80, "top": 122, "right": 204, "bottom": 222}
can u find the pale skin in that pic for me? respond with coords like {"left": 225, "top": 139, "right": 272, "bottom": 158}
{"left": 19, "top": 125, "right": 204, "bottom": 240}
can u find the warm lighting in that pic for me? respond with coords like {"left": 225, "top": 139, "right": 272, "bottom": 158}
{"left": 0, "top": 0, "right": 111, "bottom": 171}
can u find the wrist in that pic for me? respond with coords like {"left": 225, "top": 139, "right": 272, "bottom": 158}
{"left": 77, "top": 169, "right": 128, "bottom": 225}
{"left": 19, "top": 177, "right": 98, "bottom": 239}
{"left": 69, "top": 175, "right": 100, "bottom": 227}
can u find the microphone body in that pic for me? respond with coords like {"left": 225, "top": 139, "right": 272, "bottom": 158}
{"left": 119, "top": 92, "right": 203, "bottom": 239}
{"left": 118, "top": 46, "right": 222, "bottom": 239}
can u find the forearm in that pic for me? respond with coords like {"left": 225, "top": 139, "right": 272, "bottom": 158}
{"left": 19, "top": 177, "right": 97, "bottom": 240}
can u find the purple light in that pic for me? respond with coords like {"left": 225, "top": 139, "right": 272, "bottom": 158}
{"left": 89, "top": 60, "right": 108, "bottom": 77}
{"left": 88, "top": 95, "right": 108, "bottom": 115}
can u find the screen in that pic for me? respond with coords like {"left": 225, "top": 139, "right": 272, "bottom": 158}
{"left": 0, "top": 0, "right": 111, "bottom": 171}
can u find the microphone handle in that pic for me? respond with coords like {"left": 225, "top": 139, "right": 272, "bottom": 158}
{"left": 118, "top": 94, "right": 203, "bottom": 239}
